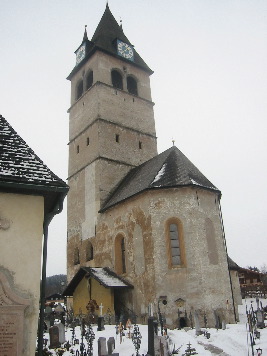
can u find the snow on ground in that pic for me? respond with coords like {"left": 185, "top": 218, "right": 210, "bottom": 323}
{"left": 43, "top": 298, "right": 267, "bottom": 355}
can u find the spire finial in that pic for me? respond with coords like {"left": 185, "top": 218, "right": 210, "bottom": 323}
{"left": 120, "top": 17, "right": 123, "bottom": 28}
{"left": 172, "top": 138, "right": 175, "bottom": 146}
{"left": 83, "top": 25, "right": 88, "bottom": 42}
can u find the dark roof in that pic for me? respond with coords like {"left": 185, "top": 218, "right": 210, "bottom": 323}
{"left": 67, "top": 4, "right": 152, "bottom": 80}
{"left": 101, "top": 146, "right": 220, "bottom": 212}
{"left": 0, "top": 115, "right": 68, "bottom": 213}
{"left": 228, "top": 257, "right": 240, "bottom": 271}
{"left": 63, "top": 267, "right": 133, "bottom": 296}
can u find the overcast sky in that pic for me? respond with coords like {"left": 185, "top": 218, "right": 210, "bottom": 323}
{"left": 1, "top": 1, "right": 266, "bottom": 276}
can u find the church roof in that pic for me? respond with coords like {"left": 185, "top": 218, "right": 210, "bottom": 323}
{"left": 67, "top": 4, "right": 152, "bottom": 79}
{"left": 101, "top": 146, "right": 220, "bottom": 212}
{"left": 63, "top": 267, "right": 133, "bottom": 296}
{"left": 0, "top": 115, "right": 68, "bottom": 213}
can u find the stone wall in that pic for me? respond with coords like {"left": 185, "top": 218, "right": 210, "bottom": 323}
{"left": 92, "top": 187, "right": 236, "bottom": 327}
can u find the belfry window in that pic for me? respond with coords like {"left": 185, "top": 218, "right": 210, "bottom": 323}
{"left": 86, "top": 71, "right": 93, "bottom": 90}
{"left": 166, "top": 219, "right": 185, "bottom": 268}
{"left": 111, "top": 70, "right": 123, "bottom": 90}
{"left": 127, "top": 76, "right": 138, "bottom": 96}
{"left": 76, "top": 80, "right": 83, "bottom": 100}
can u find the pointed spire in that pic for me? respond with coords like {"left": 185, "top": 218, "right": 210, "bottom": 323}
{"left": 83, "top": 25, "right": 88, "bottom": 42}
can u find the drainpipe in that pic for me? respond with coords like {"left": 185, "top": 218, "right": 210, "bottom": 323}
{"left": 37, "top": 192, "right": 67, "bottom": 355}
{"left": 218, "top": 199, "right": 237, "bottom": 323}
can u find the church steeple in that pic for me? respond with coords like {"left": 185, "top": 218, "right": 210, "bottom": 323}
{"left": 68, "top": 4, "right": 152, "bottom": 80}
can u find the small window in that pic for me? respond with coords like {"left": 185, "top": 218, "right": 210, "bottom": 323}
{"left": 86, "top": 241, "right": 94, "bottom": 261}
{"left": 116, "top": 134, "right": 120, "bottom": 143}
{"left": 127, "top": 76, "right": 138, "bottom": 95}
{"left": 111, "top": 70, "right": 123, "bottom": 90}
{"left": 77, "top": 145, "right": 79, "bottom": 154}
{"left": 76, "top": 80, "right": 83, "bottom": 100}
{"left": 86, "top": 71, "right": 93, "bottom": 90}
{"left": 139, "top": 141, "right": 142, "bottom": 149}
{"left": 115, "top": 234, "right": 127, "bottom": 275}
{"left": 87, "top": 137, "right": 90, "bottom": 146}
{"left": 74, "top": 247, "right": 80, "bottom": 265}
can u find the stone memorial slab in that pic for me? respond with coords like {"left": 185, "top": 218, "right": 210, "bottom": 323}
{"left": 0, "top": 271, "right": 30, "bottom": 356}
{"left": 57, "top": 322, "right": 65, "bottom": 344}
{"left": 194, "top": 311, "right": 202, "bottom": 336}
{"left": 107, "top": 336, "right": 115, "bottom": 355}
{"left": 98, "top": 336, "right": 108, "bottom": 356}
{"left": 49, "top": 325, "right": 60, "bottom": 349}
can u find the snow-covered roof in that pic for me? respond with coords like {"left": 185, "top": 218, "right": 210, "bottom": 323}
{"left": 63, "top": 267, "right": 133, "bottom": 296}
{"left": 0, "top": 114, "right": 67, "bottom": 189}
{"left": 101, "top": 146, "right": 220, "bottom": 212}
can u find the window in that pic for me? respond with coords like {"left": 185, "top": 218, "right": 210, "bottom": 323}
{"left": 74, "top": 247, "right": 80, "bottom": 265}
{"left": 116, "top": 134, "right": 120, "bottom": 143}
{"left": 86, "top": 241, "right": 94, "bottom": 261}
{"left": 139, "top": 141, "right": 142, "bottom": 149}
{"left": 127, "top": 76, "right": 138, "bottom": 95}
{"left": 115, "top": 234, "right": 126, "bottom": 274}
{"left": 111, "top": 70, "right": 123, "bottom": 90}
{"left": 76, "top": 80, "right": 83, "bottom": 100}
{"left": 166, "top": 219, "right": 185, "bottom": 268}
{"left": 77, "top": 145, "right": 79, "bottom": 154}
{"left": 87, "top": 137, "right": 90, "bottom": 146}
{"left": 205, "top": 218, "right": 218, "bottom": 265}
{"left": 86, "top": 71, "right": 93, "bottom": 90}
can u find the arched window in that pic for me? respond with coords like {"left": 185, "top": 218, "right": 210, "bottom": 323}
{"left": 86, "top": 71, "right": 93, "bottom": 90}
{"left": 127, "top": 76, "right": 138, "bottom": 96}
{"left": 166, "top": 219, "right": 185, "bottom": 268}
{"left": 205, "top": 218, "right": 218, "bottom": 265}
{"left": 76, "top": 80, "right": 83, "bottom": 100}
{"left": 115, "top": 234, "right": 126, "bottom": 274}
{"left": 111, "top": 70, "right": 123, "bottom": 90}
{"left": 74, "top": 247, "right": 80, "bottom": 265}
{"left": 86, "top": 241, "right": 94, "bottom": 261}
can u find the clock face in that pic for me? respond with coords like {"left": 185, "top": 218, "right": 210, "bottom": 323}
{"left": 117, "top": 40, "right": 134, "bottom": 61}
{"left": 76, "top": 44, "right": 86, "bottom": 65}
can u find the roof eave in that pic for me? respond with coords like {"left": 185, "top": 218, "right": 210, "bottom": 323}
{"left": 100, "top": 184, "right": 221, "bottom": 213}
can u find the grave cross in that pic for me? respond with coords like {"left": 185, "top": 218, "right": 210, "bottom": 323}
{"left": 99, "top": 303, "right": 104, "bottom": 316}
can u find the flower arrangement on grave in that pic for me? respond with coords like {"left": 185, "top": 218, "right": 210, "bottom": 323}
{"left": 55, "top": 347, "right": 66, "bottom": 356}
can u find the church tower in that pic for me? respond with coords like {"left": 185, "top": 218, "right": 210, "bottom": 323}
{"left": 67, "top": 5, "right": 157, "bottom": 280}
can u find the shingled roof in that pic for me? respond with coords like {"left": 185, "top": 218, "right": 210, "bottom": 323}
{"left": 101, "top": 146, "right": 220, "bottom": 212}
{"left": 0, "top": 115, "right": 68, "bottom": 213}
{"left": 67, "top": 4, "right": 152, "bottom": 80}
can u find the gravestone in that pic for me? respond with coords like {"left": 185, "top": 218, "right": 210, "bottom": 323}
{"left": 49, "top": 325, "right": 60, "bottom": 349}
{"left": 107, "top": 336, "right": 115, "bottom": 355}
{"left": 194, "top": 311, "right": 202, "bottom": 336}
{"left": 256, "top": 310, "right": 265, "bottom": 328}
{"left": 57, "top": 322, "right": 65, "bottom": 344}
{"left": 98, "top": 336, "right": 108, "bottom": 356}
{"left": 0, "top": 270, "right": 31, "bottom": 356}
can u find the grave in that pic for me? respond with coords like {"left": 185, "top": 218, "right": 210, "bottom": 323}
{"left": 107, "top": 336, "right": 115, "bottom": 355}
{"left": 98, "top": 336, "right": 108, "bottom": 355}
{"left": 0, "top": 270, "right": 31, "bottom": 356}
{"left": 49, "top": 325, "right": 60, "bottom": 349}
{"left": 57, "top": 322, "right": 65, "bottom": 344}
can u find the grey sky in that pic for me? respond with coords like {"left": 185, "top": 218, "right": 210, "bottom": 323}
{"left": 1, "top": 1, "right": 266, "bottom": 276}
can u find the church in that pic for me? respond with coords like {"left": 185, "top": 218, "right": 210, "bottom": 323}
{"left": 64, "top": 4, "right": 239, "bottom": 328}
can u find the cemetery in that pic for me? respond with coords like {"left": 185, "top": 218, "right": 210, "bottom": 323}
{"left": 37, "top": 297, "right": 267, "bottom": 355}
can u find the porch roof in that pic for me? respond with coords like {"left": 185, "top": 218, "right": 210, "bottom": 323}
{"left": 63, "top": 267, "right": 133, "bottom": 296}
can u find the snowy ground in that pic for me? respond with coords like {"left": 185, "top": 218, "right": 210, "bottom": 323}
{"left": 43, "top": 298, "right": 267, "bottom": 355}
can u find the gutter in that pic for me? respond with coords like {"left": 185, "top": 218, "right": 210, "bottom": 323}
{"left": 37, "top": 190, "right": 68, "bottom": 356}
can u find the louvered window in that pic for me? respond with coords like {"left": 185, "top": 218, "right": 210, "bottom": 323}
{"left": 169, "top": 223, "right": 181, "bottom": 266}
